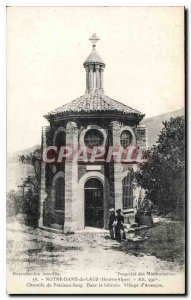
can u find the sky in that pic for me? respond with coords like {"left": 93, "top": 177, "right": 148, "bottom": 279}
{"left": 7, "top": 6, "right": 184, "bottom": 153}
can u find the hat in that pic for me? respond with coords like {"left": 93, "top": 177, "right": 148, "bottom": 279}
{"left": 116, "top": 209, "right": 121, "bottom": 213}
{"left": 109, "top": 208, "right": 115, "bottom": 212}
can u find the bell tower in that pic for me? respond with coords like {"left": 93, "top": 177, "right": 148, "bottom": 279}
{"left": 83, "top": 33, "right": 106, "bottom": 94}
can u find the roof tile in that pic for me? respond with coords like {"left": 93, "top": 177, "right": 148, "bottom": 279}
{"left": 44, "top": 91, "right": 143, "bottom": 118}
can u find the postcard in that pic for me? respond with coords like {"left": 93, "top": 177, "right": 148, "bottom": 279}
{"left": 7, "top": 6, "right": 185, "bottom": 294}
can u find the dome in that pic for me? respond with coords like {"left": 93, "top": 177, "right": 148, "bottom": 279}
{"left": 83, "top": 48, "right": 105, "bottom": 67}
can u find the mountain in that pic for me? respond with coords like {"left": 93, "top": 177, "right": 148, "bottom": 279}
{"left": 7, "top": 144, "right": 40, "bottom": 192}
{"left": 141, "top": 108, "right": 184, "bottom": 149}
{"left": 7, "top": 144, "right": 41, "bottom": 163}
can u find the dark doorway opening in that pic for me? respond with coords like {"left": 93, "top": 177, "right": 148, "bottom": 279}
{"left": 84, "top": 178, "right": 104, "bottom": 228}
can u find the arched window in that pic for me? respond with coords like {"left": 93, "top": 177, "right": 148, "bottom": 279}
{"left": 55, "top": 131, "right": 65, "bottom": 148}
{"left": 55, "top": 177, "right": 65, "bottom": 211}
{"left": 120, "top": 130, "right": 132, "bottom": 148}
{"left": 84, "top": 129, "right": 104, "bottom": 148}
{"left": 122, "top": 174, "right": 133, "bottom": 209}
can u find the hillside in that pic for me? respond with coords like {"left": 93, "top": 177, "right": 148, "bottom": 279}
{"left": 7, "top": 144, "right": 40, "bottom": 192}
{"left": 141, "top": 108, "right": 184, "bottom": 148}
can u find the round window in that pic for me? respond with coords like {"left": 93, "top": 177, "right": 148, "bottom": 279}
{"left": 84, "top": 129, "right": 104, "bottom": 148}
{"left": 120, "top": 130, "right": 132, "bottom": 148}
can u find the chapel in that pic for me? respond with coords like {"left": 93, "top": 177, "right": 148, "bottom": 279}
{"left": 39, "top": 34, "right": 147, "bottom": 233}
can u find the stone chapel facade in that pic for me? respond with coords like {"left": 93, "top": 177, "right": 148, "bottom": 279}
{"left": 39, "top": 34, "right": 147, "bottom": 233}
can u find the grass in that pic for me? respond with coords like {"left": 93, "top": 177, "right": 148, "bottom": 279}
{"left": 114, "top": 221, "right": 185, "bottom": 265}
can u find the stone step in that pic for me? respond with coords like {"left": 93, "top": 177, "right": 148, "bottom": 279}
{"left": 39, "top": 225, "right": 63, "bottom": 234}
{"left": 51, "top": 223, "right": 64, "bottom": 230}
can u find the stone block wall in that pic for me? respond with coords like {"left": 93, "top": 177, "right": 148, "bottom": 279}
{"left": 39, "top": 119, "right": 147, "bottom": 231}
{"left": 64, "top": 121, "right": 78, "bottom": 233}
{"left": 39, "top": 126, "right": 50, "bottom": 227}
{"left": 136, "top": 125, "right": 147, "bottom": 150}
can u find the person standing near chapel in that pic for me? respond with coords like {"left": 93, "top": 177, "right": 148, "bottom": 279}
{"left": 115, "top": 209, "right": 125, "bottom": 241}
{"left": 108, "top": 208, "right": 116, "bottom": 239}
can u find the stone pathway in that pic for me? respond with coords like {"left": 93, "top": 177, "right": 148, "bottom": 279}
{"left": 7, "top": 221, "right": 182, "bottom": 274}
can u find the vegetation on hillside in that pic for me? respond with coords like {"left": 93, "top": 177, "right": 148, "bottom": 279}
{"left": 136, "top": 116, "right": 185, "bottom": 219}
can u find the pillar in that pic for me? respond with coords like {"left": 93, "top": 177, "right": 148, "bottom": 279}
{"left": 100, "top": 66, "right": 104, "bottom": 92}
{"left": 85, "top": 66, "right": 89, "bottom": 94}
{"left": 111, "top": 121, "right": 123, "bottom": 211}
{"left": 95, "top": 64, "right": 100, "bottom": 90}
{"left": 39, "top": 126, "right": 50, "bottom": 227}
{"left": 64, "top": 121, "right": 78, "bottom": 233}
{"left": 89, "top": 65, "right": 94, "bottom": 92}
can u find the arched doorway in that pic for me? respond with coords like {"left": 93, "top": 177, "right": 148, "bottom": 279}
{"left": 84, "top": 178, "right": 104, "bottom": 228}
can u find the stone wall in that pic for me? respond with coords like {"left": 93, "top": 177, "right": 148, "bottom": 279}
{"left": 40, "top": 119, "right": 147, "bottom": 231}
{"left": 64, "top": 121, "right": 78, "bottom": 233}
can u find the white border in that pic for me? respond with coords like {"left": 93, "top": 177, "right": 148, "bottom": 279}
{"left": 2, "top": 0, "right": 190, "bottom": 6}
{"left": 1, "top": 1, "right": 190, "bottom": 299}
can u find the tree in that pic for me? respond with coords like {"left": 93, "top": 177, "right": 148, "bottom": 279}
{"left": 136, "top": 116, "right": 185, "bottom": 219}
{"left": 7, "top": 189, "right": 23, "bottom": 218}
{"left": 16, "top": 149, "right": 41, "bottom": 226}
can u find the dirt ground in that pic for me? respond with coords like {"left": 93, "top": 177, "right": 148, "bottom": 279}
{"left": 7, "top": 217, "right": 184, "bottom": 274}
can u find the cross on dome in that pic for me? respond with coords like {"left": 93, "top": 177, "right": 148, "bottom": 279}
{"left": 84, "top": 33, "right": 105, "bottom": 94}
{"left": 89, "top": 33, "right": 100, "bottom": 47}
